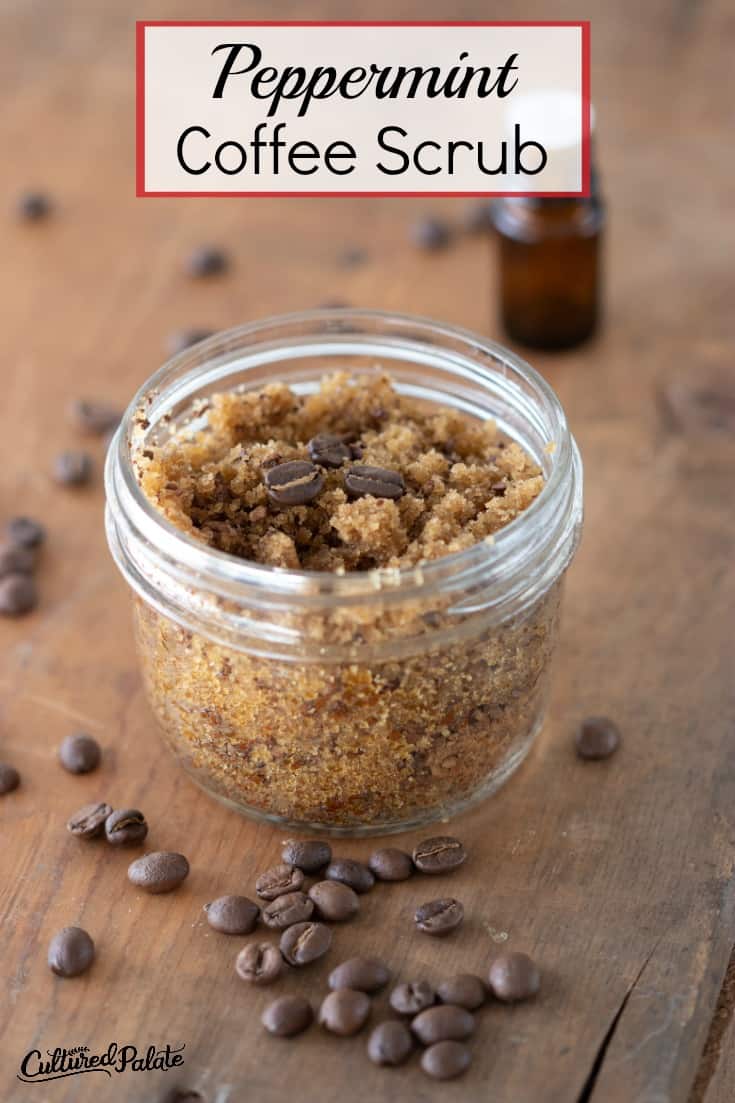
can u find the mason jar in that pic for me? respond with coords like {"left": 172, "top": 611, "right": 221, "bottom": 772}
{"left": 105, "top": 310, "right": 583, "bottom": 836}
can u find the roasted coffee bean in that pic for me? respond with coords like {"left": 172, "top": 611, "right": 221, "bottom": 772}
{"left": 186, "top": 245, "right": 229, "bottom": 278}
{"left": 67, "top": 801, "right": 113, "bottom": 839}
{"left": 281, "top": 838, "right": 331, "bottom": 873}
{"left": 307, "top": 433, "right": 351, "bottom": 469}
{"left": 344, "top": 464, "right": 405, "bottom": 500}
{"left": 48, "top": 926, "right": 95, "bottom": 977}
{"left": 0, "top": 763, "right": 20, "bottom": 795}
{"left": 412, "top": 836, "right": 467, "bottom": 874}
{"left": 410, "top": 216, "right": 451, "bottom": 251}
{"left": 127, "top": 851, "right": 190, "bottom": 894}
{"left": 105, "top": 808, "right": 148, "bottom": 846}
{"left": 329, "top": 957, "right": 390, "bottom": 994}
{"left": 319, "top": 989, "right": 371, "bottom": 1036}
{"left": 17, "top": 191, "right": 52, "bottom": 221}
{"left": 69, "top": 398, "right": 121, "bottom": 437}
{"left": 411, "top": 1005, "right": 475, "bottom": 1045}
{"left": 279, "top": 921, "right": 332, "bottom": 966}
{"left": 53, "top": 450, "right": 93, "bottom": 487}
{"left": 488, "top": 951, "right": 541, "bottom": 1002}
{"left": 368, "top": 847, "right": 414, "bottom": 882}
{"left": 262, "top": 994, "right": 313, "bottom": 1037}
{"left": 367, "top": 1020, "right": 413, "bottom": 1067}
{"left": 264, "top": 461, "right": 324, "bottom": 507}
{"left": 308, "top": 880, "right": 359, "bottom": 922}
{"left": 421, "top": 1040, "right": 472, "bottom": 1080}
{"left": 389, "top": 981, "right": 435, "bottom": 1016}
{"left": 6, "top": 516, "right": 45, "bottom": 549}
{"left": 0, "top": 540, "right": 38, "bottom": 576}
{"left": 235, "top": 941, "right": 283, "bottom": 986}
{"left": 204, "top": 895, "right": 259, "bottom": 935}
{"left": 575, "top": 716, "right": 621, "bottom": 760}
{"left": 256, "top": 863, "right": 305, "bottom": 901}
{"left": 0, "top": 574, "right": 37, "bottom": 616}
{"left": 262, "top": 891, "right": 314, "bottom": 930}
{"left": 325, "top": 858, "right": 375, "bottom": 894}
{"left": 437, "top": 973, "right": 486, "bottom": 1010}
{"left": 415, "top": 898, "right": 464, "bottom": 937}
{"left": 58, "top": 733, "right": 101, "bottom": 775}
{"left": 167, "top": 328, "right": 215, "bottom": 356}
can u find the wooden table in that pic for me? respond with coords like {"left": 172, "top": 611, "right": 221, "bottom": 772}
{"left": 2, "top": 2, "right": 734, "bottom": 1101}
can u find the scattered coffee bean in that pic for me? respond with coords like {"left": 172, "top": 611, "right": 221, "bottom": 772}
{"left": 368, "top": 847, "right": 414, "bottom": 882}
{"left": 367, "top": 1020, "right": 413, "bottom": 1067}
{"left": 415, "top": 898, "right": 464, "bottom": 937}
{"left": 319, "top": 989, "right": 371, "bottom": 1036}
{"left": 262, "top": 994, "right": 313, "bottom": 1037}
{"left": 307, "top": 433, "right": 352, "bottom": 469}
{"left": 308, "top": 880, "right": 359, "bottom": 922}
{"left": 0, "top": 574, "right": 37, "bottom": 616}
{"left": 255, "top": 863, "right": 304, "bottom": 901}
{"left": 68, "top": 398, "right": 121, "bottom": 437}
{"left": 390, "top": 981, "right": 435, "bottom": 1016}
{"left": 262, "top": 891, "right": 314, "bottom": 930}
{"left": 410, "top": 215, "right": 451, "bottom": 251}
{"left": 281, "top": 838, "right": 331, "bottom": 873}
{"left": 0, "top": 540, "right": 38, "bottom": 576}
{"left": 325, "top": 858, "right": 375, "bottom": 894}
{"left": 0, "top": 763, "right": 20, "bottom": 795}
{"left": 329, "top": 957, "right": 390, "bottom": 993}
{"left": 105, "top": 808, "right": 148, "bottom": 846}
{"left": 6, "top": 516, "right": 45, "bottom": 549}
{"left": 264, "top": 460, "right": 324, "bottom": 507}
{"left": 186, "top": 245, "right": 229, "bottom": 278}
{"left": 280, "top": 921, "right": 332, "bottom": 966}
{"left": 412, "top": 836, "right": 467, "bottom": 874}
{"left": 421, "top": 1040, "right": 471, "bottom": 1080}
{"left": 235, "top": 941, "right": 283, "bottom": 986}
{"left": 204, "top": 895, "right": 259, "bottom": 935}
{"left": 17, "top": 191, "right": 52, "bottom": 221}
{"left": 167, "top": 328, "right": 215, "bottom": 356}
{"left": 411, "top": 1005, "right": 475, "bottom": 1045}
{"left": 47, "top": 926, "right": 95, "bottom": 977}
{"left": 127, "top": 851, "right": 190, "bottom": 894}
{"left": 53, "top": 450, "right": 93, "bottom": 487}
{"left": 575, "top": 716, "right": 621, "bottom": 760}
{"left": 58, "top": 733, "right": 101, "bottom": 775}
{"left": 436, "top": 974, "right": 486, "bottom": 1011}
{"left": 67, "top": 801, "right": 113, "bottom": 839}
{"left": 488, "top": 951, "right": 541, "bottom": 1002}
{"left": 463, "top": 200, "right": 493, "bottom": 233}
{"left": 344, "top": 464, "right": 405, "bottom": 500}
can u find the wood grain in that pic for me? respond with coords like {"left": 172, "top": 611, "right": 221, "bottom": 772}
{"left": 1, "top": 1, "right": 734, "bottom": 1102}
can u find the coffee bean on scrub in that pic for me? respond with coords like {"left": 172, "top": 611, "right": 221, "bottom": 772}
{"left": 264, "top": 461, "right": 324, "bottom": 507}
{"left": 344, "top": 465, "right": 405, "bottom": 500}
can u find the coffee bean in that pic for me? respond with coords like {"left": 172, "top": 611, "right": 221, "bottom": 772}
{"left": 329, "top": 957, "right": 390, "bottom": 994}
{"left": 411, "top": 1005, "right": 475, "bottom": 1045}
{"left": 6, "top": 516, "right": 45, "bottom": 549}
{"left": 105, "top": 808, "right": 148, "bottom": 846}
{"left": 0, "top": 574, "right": 37, "bottom": 616}
{"left": 48, "top": 926, "right": 94, "bottom": 977}
{"left": 488, "top": 951, "right": 541, "bottom": 1002}
{"left": 235, "top": 941, "right": 283, "bottom": 986}
{"left": 0, "top": 541, "right": 38, "bottom": 577}
{"left": 308, "top": 880, "right": 359, "bottom": 922}
{"left": 319, "top": 989, "right": 371, "bottom": 1036}
{"left": 69, "top": 398, "right": 121, "bottom": 437}
{"left": 412, "top": 836, "right": 467, "bottom": 874}
{"left": 256, "top": 863, "right": 305, "bottom": 901}
{"left": 281, "top": 838, "right": 331, "bottom": 874}
{"left": 325, "top": 858, "right": 375, "bottom": 894}
{"left": 127, "top": 851, "right": 190, "bottom": 894}
{"left": 415, "top": 898, "right": 464, "bottom": 937}
{"left": 67, "top": 801, "right": 113, "bottom": 839}
{"left": 389, "top": 981, "right": 435, "bottom": 1016}
{"left": 575, "top": 716, "right": 621, "bottom": 760}
{"left": 410, "top": 216, "right": 451, "bottom": 251}
{"left": 58, "top": 733, "right": 101, "bottom": 775}
{"left": 279, "top": 921, "right": 332, "bottom": 966}
{"left": 264, "top": 461, "right": 324, "bottom": 507}
{"left": 204, "top": 895, "right": 259, "bottom": 935}
{"left": 307, "top": 433, "right": 351, "bottom": 469}
{"left": 17, "top": 191, "right": 52, "bottom": 221}
{"left": 368, "top": 847, "right": 414, "bottom": 882}
{"left": 53, "top": 450, "right": 93, "bottom": 487}
{"left": 262, "top": 891, "right": 314, "bottom": 930}
{"left": 0, "top": 763, "right": 20, "bottom": 795}
{"left": 437, "top": 974, "right": 486, "bottom": 1011}
{"left": 262, "top": 994, "right": 313, "bottom": 1037}
{"left": 344, "top": 465, "right": 405, "bottom": 500}
{"left": 167, "top": 328, "right": 215, "bottom": 356}
{"left": 421, "top": 1041, "right": 472, "bottom": 1080}
{"left": 367, "top": 1020, "right": 413, "bottom": 1067}
{"left": 186, "top": 246, "right": 229, "bottom": 278}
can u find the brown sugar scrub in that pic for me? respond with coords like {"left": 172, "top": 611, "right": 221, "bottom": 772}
{"left": 106, "top": 312, "right": 583, "bottom": 833}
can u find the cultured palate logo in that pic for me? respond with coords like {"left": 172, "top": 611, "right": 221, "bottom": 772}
{"left": 16, "top": 1041, "right": 185, "bottom": 1084}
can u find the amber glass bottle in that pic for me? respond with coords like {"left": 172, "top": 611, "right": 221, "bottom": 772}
{"left": 491, "top": 172, "right": 604, "bottom": 350}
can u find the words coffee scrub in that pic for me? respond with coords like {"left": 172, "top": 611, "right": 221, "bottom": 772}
{"left": 106, "top": 310, "right": 582, "bottom": 834}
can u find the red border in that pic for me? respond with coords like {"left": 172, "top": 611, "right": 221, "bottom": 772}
{"left": 136, "top": 21, "right": 591, "bottom": 199}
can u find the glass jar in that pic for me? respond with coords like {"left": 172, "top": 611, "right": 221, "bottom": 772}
{"left": 105, "top": 310, "right": 583, "bottom": 836}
